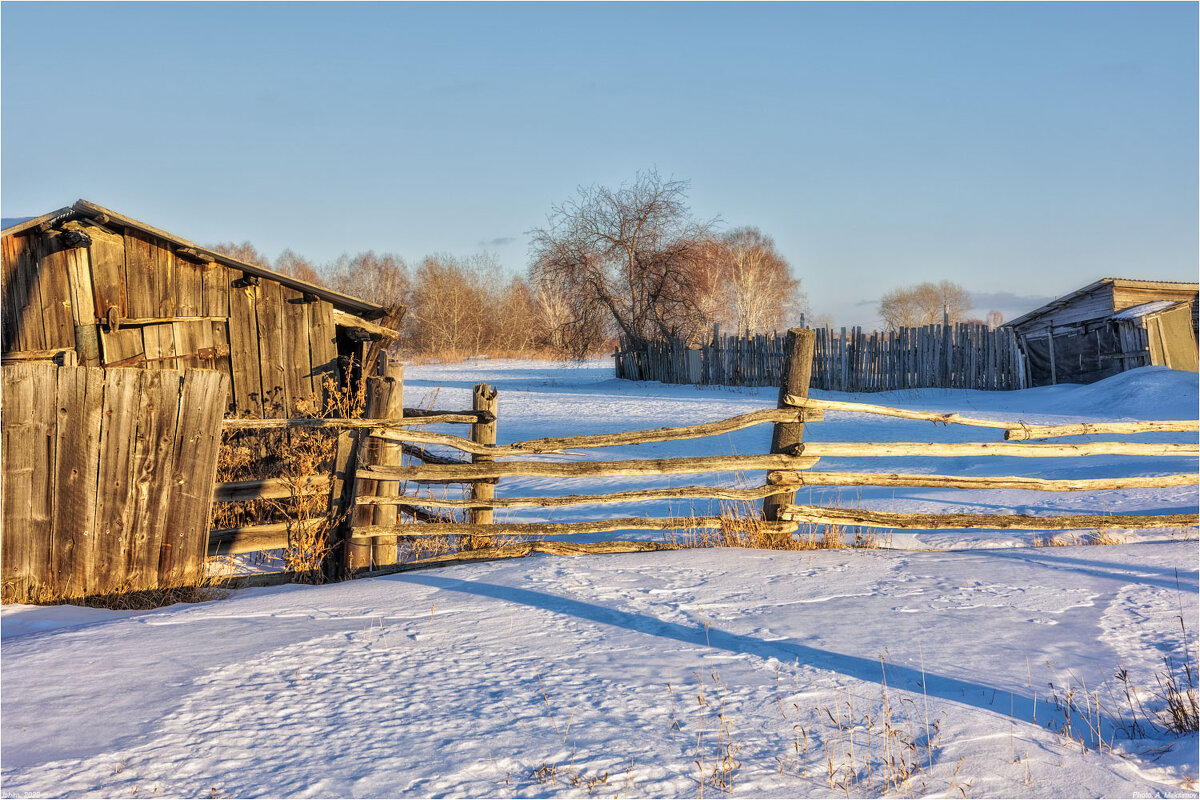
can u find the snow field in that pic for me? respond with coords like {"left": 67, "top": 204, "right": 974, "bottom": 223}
{"left": 2, "top": 360, "right": 1197, "bottom": 798}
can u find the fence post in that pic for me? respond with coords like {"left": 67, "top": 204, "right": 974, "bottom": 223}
{"left": 468, "top": 383, "right": 498, "bottom": 548}
{"left": 763, "top": 328, "right": 816, "bottom": 529}
{"left": 371, "top": 356, "right": 403, "bottom": 568}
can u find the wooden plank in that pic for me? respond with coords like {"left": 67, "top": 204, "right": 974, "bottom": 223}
{"left": 208, "top": 518, "right": 327, "bottom": 557}
{"left": 360, "top": 482, "right": 793, "bottom": 509}
{"left": 214, "top": 474, "right": 332, "bottom": 502}
{"left": 1, "top": 364, "right": 39, "bottom": 599}
{"left": 360, "top": 453, "right": 822, "bottom": 482}
{"left": 1004, "top": 419, "right": 1199, "bottom": 440}
{"left": 99, "top": 327, "right": 146, "bottom": 368}
{"left": 9, "top": 233, "right": 46, "bottom": 352}
{"left": 201, "top": 262, "right": 231, "bottom": 319}
{"left": 328, "top": 429, "right": 360, "bottom": 580}
{"left": 174, "top": 258, "right": 203, "bottom": 317}
{"left": 350, "top": 516, "right": 799, "bottom": 541}
{"left": 255, "top": 279, "right": 289, "bottom": 417}
{"left": 779, "top": 504, "right": 1199, "bottom": 531}
{"left": 372, "top": 360, "right": 403, "bottom": 567}
{"left": 768, "top": 471, "right": 1199, "bottom": 492}
{"left": 280, "top": 286, "right": 315, "bottom": 413}
{"left": 370, "top": 406, "right": 821, "bottom": 455}
{"left": 798, "top": 441, "right": 1197, "bottom": 459}
{"left": 308, "top": 300, "right": 339, "bottom": 405}
{"left": 27, "top": 364, "right": 59, "bottom": 592}
{"left": 154, "top": 239, "right": 176, "bottom": 318}
{"left": 123, "top": 229, "right": 160, "bottom": 320}
{"left": 90, "top": 368, "right": 142, "bottom": 592}
{"left": 62, "top": 246, "right": 97, "bottom": 328}
{"left": 32, "top": 238, "right": 76, "bottom": 351}
{"left": 208, "top": 321, "right": 234, "bottom": 414}
{"left": 85, "top": 225, "right": 127, "bottom": 321}
{"left": 163, "top": 369, "right": 229, "bottom": 586}
{"left": 1, "top": 234, "right": 24, "bottom": 352}
{"left": 227, "top": 280, "right": 263, "bottom": 417}
{"left": 141, "top": 322, "right": 178, "bottom": 369}
{"left": 125, "top": 370, "right": 183, "bottom": 590}
{"left": 170, "top": 320, "right": 206, "bottom": 370}
{"left": 50, "top": 366, "right": 104, "bottom": 597}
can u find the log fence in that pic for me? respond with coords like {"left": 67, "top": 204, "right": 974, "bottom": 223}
{"left": 203, "top": 333, "right": 1198, "bottom": 581}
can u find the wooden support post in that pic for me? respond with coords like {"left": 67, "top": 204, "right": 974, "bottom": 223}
{"left": 468, "top": 383, "right": 499, "bottom": 548}
{"left": 371, "top": 357, "right": 403, "bottom": 568}
{"left": 326, "top": 429, "right": 359, "bottom": 581}
{"left": 1047, "top": 322, "right": 1058, "bottom": 386}
{"left": 762, "top": 328, "right": 815, "bottom": 529}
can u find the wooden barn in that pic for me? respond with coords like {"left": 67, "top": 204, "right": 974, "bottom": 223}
{"left": 1, "top": 200, "right": 401, "bottom": 417}
{"left": 1004, "top": 278, "right": 1198, "bottom": 387}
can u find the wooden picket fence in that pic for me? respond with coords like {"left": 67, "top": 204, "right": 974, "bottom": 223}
{"left": 616, "top": 323, "right": 1025, "bottom": 392}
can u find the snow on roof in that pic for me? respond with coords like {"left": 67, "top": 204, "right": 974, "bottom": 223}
{"left": 1111, "top": 300, "right": 1187, "bottom": 320}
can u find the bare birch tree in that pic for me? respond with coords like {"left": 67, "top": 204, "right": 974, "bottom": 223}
{"left": 878, "top": 281, "right": 972, "bottom": 329}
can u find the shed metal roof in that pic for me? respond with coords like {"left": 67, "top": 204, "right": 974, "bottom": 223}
{"left": 1, "top": 200, "right": 386, "bottom": 318}
{"left": 1002, "top": 278, "right": 1198, "bottom": 331}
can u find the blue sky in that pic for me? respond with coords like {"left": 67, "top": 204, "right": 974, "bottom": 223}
{"left": 3, "top": 2, "right": 1196, "bottom": 327}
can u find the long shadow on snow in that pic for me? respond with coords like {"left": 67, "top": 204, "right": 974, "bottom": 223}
{"left": 973, "top": 549, "right": 1198, "bottom": 592}
{"left": 395, "top": 573, "right": 1070, "bottom": 732}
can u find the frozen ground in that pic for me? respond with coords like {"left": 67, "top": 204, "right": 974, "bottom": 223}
{"left": 2, "top": 360, "right": 1197, "bottom": 798}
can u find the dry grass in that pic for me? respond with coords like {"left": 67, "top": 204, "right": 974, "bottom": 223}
{"left": 211, "top": 373, "right": 368, "bottom": 580}
{"left": 4, "top": 570, "right": 228, "bottom": 610}
{"left": 1032, "top": 530, "right": 1128, "bottom": 547}
{"left": 664, "top": 496, "right": 886, "bottom": 552}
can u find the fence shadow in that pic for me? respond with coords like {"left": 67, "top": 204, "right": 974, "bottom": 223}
{"left": 394, "top": 572, "right": 1062, "bottom": 730}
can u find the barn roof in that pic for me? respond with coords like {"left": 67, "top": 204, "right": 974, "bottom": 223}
{"left": 1, "top": 200, "right": 387, "bottom": 319}
{"left": 1003, "top": 277, "right": 1199, "bottom": 331}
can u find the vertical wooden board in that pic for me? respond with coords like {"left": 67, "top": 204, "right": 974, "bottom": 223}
{"left": 308, "top": 300, "right": 338, "bottom": 407}
{"left": 34, "top": 238, "right": 77, "bottom": 350}
{"left": 171, "top": 320, "right": 207, "bottom": 370}
{"left": 175, "top": 258, "right": 203, "bottom": 317}
{"left": 63, "top": 248, "right": 98, "bottom": 328}
{"left": 10, "top": 233, "right": 47, "bottom": 352}
{"left": 123, "top": 230, "right": 159, "bottom": 319}
{"left": 1, "top": 236, "right": 19, "bottom": 351}
{"left": 227, "top": 282, "right": 263, "bottom": 418}
{"left": 254, "top": 280, "right": 289, "bottom": 417}
{"left": 100, "top": 327, "right": 146, "bottom": 367}
{"left": 2, "top": 365, "right": 38, "bottom": 597}
{"left": 280, "top": 287, "right": 315, "bottom": 414}
{"left": 208, "top": 321, "right": 235, "bottom": 414}
{"left": 90, "top": 368, "right": 142, "bottom": 592}
{"left": 201, "top": 263, "right": 231, "bottom": 318}
{"left": 142, "top": 322, "right": 178, "bottom": 369}
{"left": 27, "top": 364, "right": 59, "bottom": 591}
{"left": 51, "top": 366, "right": 105, "bottom": 597}
{"left": 162, "top": 370, "right": 229, "bottom": 586}
{"left": 153, "top": 239, "right": 177, "bottom": 318}
{"left": 87, "top": 226, "right": 128, "bottom": 320}
{"left": 125, "top": 370, "right": 183, "bottom": 591}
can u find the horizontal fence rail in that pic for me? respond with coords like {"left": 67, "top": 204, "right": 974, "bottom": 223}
{"left": 778, "top": 505, "right": 1200, "bottom": 531}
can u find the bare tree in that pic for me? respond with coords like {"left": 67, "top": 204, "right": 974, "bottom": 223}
{"left": 207, "top": 241, "right": 271, "bottom": 268}
{"left": 327, "top": 251, "right": 410, "bottom": 309}
{"left": 274, "top": 249, "right": 323, "bottom": 284}
{"left": 703, "top": 227, "right": 802, "bottom": 334}
{"left": 878, "top": 281, "right": 972, "bottom": 329}
{"left": 529, "top": 170, "right": 715, "bottom": 349}
{"left": 986, "top": 309, "right": 1004, "bottom": 329}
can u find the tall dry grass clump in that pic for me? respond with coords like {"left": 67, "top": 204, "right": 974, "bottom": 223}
{"left": 211, "top": 373, "right": 367, "bottom": 581}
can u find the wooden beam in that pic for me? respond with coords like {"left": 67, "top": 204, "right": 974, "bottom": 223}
{"left": 349, "top": 516, "right": 798, "bottom": 540}
{"left": 331, "top": 309, "right": 402, "bottom": 339}
{"left": 356, "top": 482, "right": 789, "bottom": 508}
{"left": 353, "top": 540, "right": 685, "bottom": 576}
{"left": 213, "top": 475, "right": 332, "bottom": 502}
{"left": 767, "top": 471, "right": 1199, "bottom": 492}
{"left": 797, "top": 442, "right": 1197, "bottom": 459}
{"left": 369, "top": 407, "right": 822, "bottom": 456}
{"left": 222, "top": 413, "right": 482, "bottom": 430}
{"left": 207, "top": 517, "right": 327, "bottom": 556}
{"left": 356, "top": 454, "right": 821, "bottom": 482}
{"left": 1003, "top": 420, "right": 1199, "bottom": 440}
{"left": 778, "top": 505, "right": 1199, "bottom": 531}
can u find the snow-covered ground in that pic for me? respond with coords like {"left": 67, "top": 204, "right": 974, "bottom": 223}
{"left": 2, "top": 361, "right": 1197, "bottom": 798}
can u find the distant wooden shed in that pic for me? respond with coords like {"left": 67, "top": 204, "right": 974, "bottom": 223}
{"left": 1, "top": 200, "right": 400, "bottom": 417}
{"left": 1003, "top": 278, "right": 1198, "bottom": 387}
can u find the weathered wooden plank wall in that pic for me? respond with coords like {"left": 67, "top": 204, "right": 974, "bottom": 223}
{"left": 2, "top": 227, "right": 344, "bottom": 418}
{"left": 615, "top": 324, "right": 1024, "bottom": 391}
{"left": 1, "top": 364, "right": 229, "bottom": 602}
